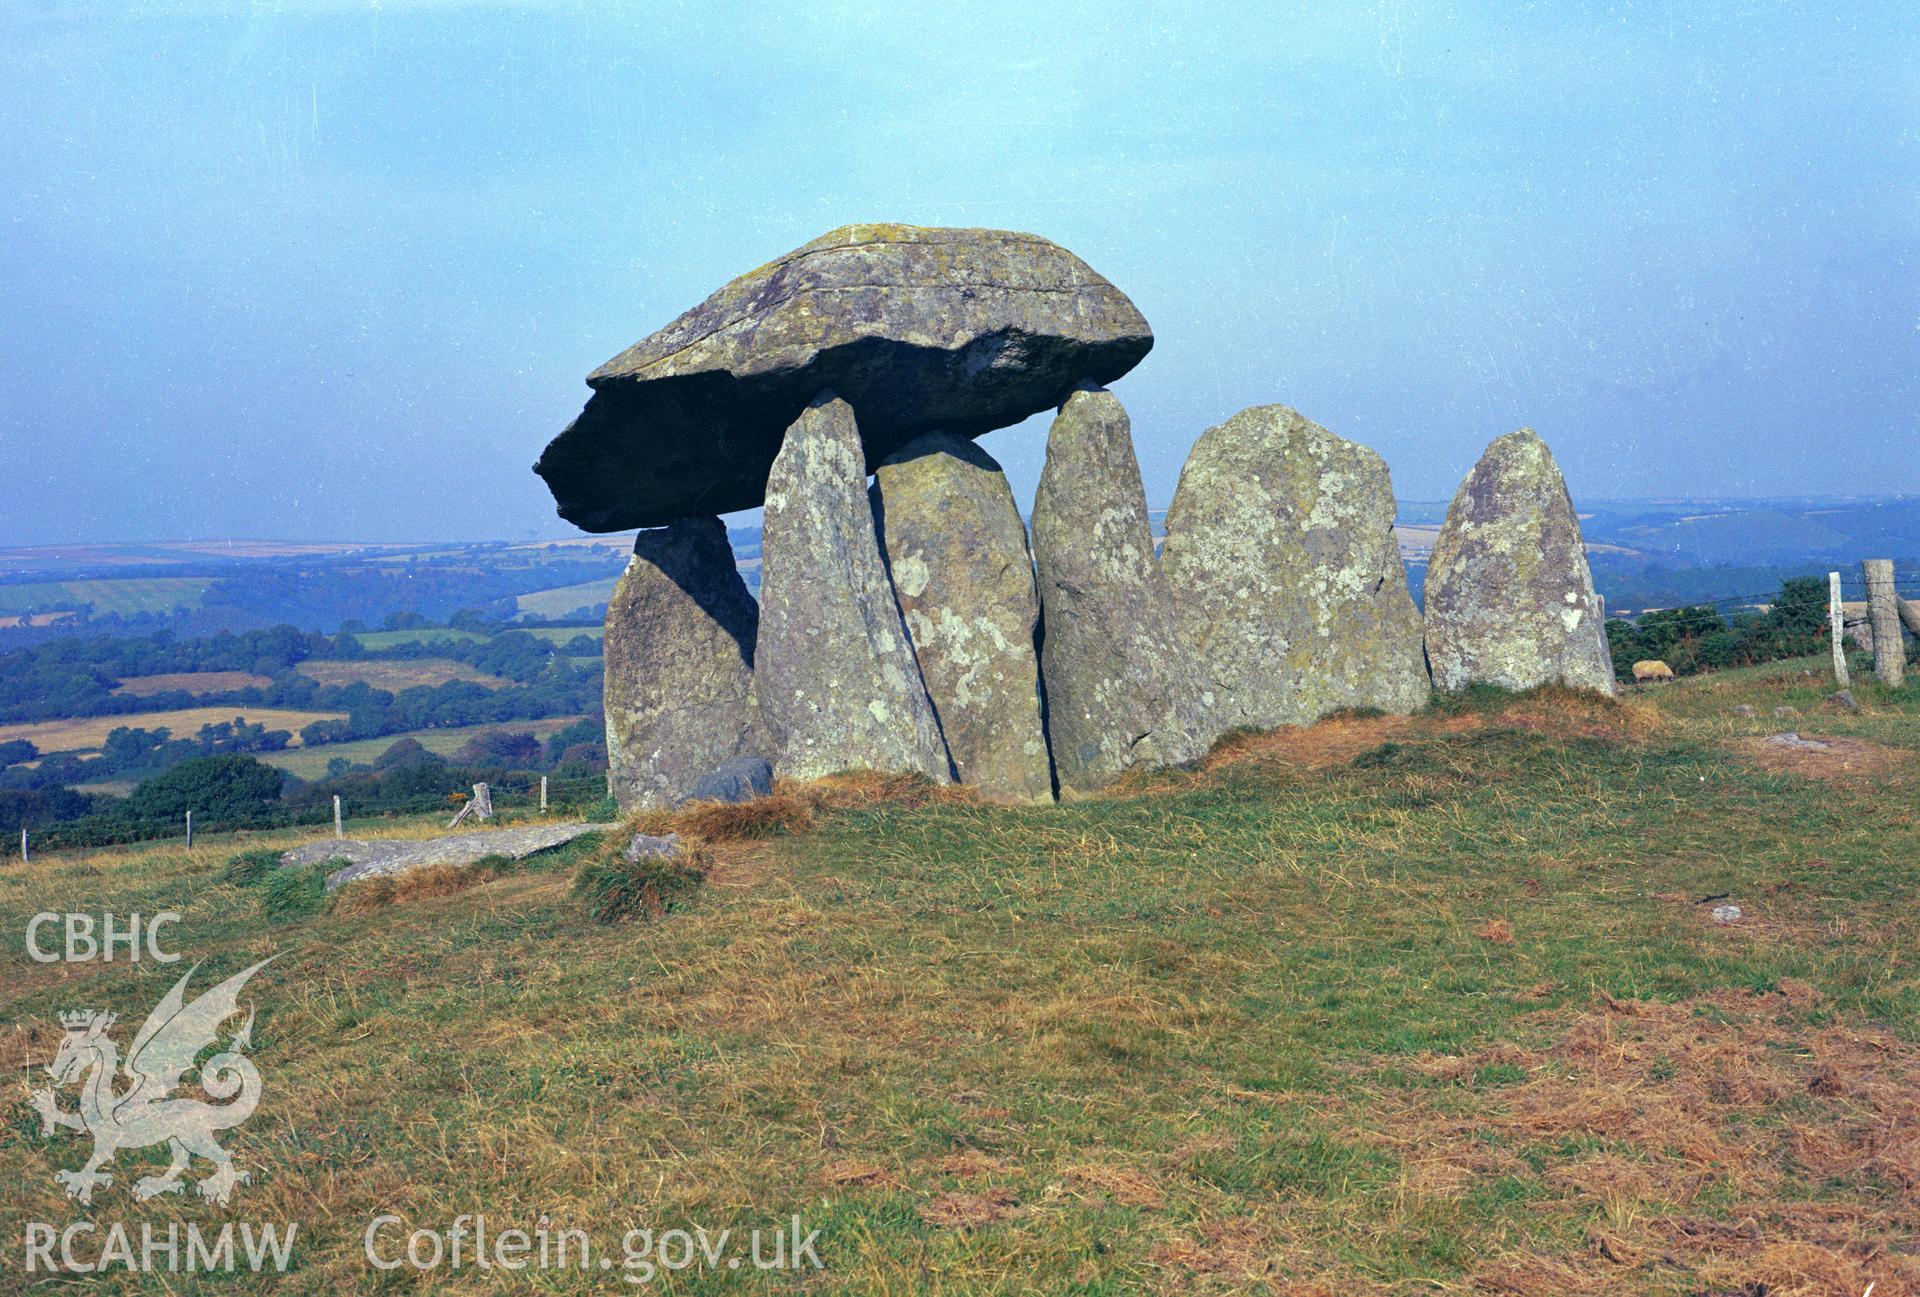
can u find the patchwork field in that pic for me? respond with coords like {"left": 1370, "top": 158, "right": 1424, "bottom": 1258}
{"left": 256, "top": 714, "right": 591, "bottom": 778}
{"left": 0, "top": 706, "right": 346, "bottom": 755}
{"left": 294, "top": 658, "right": 508, "bottom": 691}
{"left": 112, "top": 670, "right": 275, "bottom": 697}
{"left": 3, "top": 661, "right": 1915, "bottom": 1293}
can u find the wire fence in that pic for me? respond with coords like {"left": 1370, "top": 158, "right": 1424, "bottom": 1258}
{"left": 12, "top": 773, "right": 612, "bottom": 858}
{"left": 1608, "top": 575, "right": 1920, "bottom": 618}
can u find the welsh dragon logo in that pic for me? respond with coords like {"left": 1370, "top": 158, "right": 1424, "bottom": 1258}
{"left": 31, "top": 958, "right": 274, "bottom": 1206}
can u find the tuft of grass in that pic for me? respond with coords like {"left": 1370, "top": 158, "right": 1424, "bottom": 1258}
{"left": 220, "top": 847, "right": 283, "bottom": 887}
{"left": 1423, "top": 680, "right": 1519, "bottom": 716}
{"left": 259, "top": 862, "right": 328, "bottom": 922}
{"left": 574, "top": 840, "right": 709, "bottom": 924}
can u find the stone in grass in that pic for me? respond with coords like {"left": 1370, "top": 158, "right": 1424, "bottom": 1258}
{"left": 282, "top": 822, "right": 601, "bottom": 891}
{"left": 623, "top": 832, "right": 683, "bottom": 862}
{"left": 1825, "top": 690, "right": 1858, "bottom": 712}
{"left": 677, "top": 755, "right": 775, "bottom": 807}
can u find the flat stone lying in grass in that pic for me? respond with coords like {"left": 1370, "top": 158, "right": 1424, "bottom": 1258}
{"left": 280, "top": 822, "right": 599, "bottom": 891}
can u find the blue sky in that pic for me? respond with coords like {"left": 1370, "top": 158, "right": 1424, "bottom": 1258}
{"left": 1, "top": 1, "right": 1915, "bottom": 543}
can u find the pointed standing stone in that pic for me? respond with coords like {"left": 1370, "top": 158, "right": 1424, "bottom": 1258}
{"left": 1031, "top": 385, "right": 1207, "bottom": 793}
{"left": 757, "top": 392, "right": 953, "bottom": 782}
{"left": 872, "top": 433, "right": 1053, "bottom": 802}
{"left": 1424, "top": 429, "right": 1615, "bottom": 695}
{"left": 1162, "top": 405, "right": 1429, "bottom": 736}
{"left": 604, "top": 516, "right": 767, "bottom": 810}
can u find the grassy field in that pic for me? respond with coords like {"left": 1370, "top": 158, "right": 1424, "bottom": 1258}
{"left": 515, "top": 578, "right": 620, "bottom": 619}
{"left": 2, "top": 660, "right": 1916, "bottom": 1293}
{"left": 0, "top": 707, "right": 346, "bottom": 756}
{"left": 113, "top": 670, "right": 275, "bottom": 697}
{"left": 256, "top": 715, "right": 590, "bottom": 778}
{"left": 294, "top": 659, "right": 508, "bottom": 691}
{"left": 0, "top": 576, "right": 214, "bottom": 616}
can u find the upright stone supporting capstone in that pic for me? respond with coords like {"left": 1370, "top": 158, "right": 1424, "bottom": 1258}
{"left": 872, "top": 433, "right": 1053, "bottom": 803}
{"left": 1424, "top": 429, "right": 1616, "bottom": 695}
{"left": 1162, "top": 405, "right": 1429, "bottom": 737}
{"left": 757, "top": 392, "right": 954, "bottom": 782}
{"left": 603, "top": 516, "right": 766, "bottom": 810}
{"left": 1031, "top": 385, "right": 1207, "bottom": 794}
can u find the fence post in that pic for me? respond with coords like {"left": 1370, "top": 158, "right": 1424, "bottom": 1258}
{"left": 334, "top": 794, "right": 343, "bottom": 838}
{"left": 1828, "top": 571, "right": 1850, "bottom": 689}
{"left": 19, "top": 828, "right": 26, "bottom": 865}
{"left": 540, "top": 776, "right": 548, "bottom": 813}
{"left": 185, "top": 811, "right": 193, "bottom": 850}
{"left": 1864, "top": 559, "right": 1905, "bottom": 687}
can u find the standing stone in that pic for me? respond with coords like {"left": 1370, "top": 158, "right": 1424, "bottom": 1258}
{"left": 604, "top": 516, "right": 766, "bottom": 810}
{"left": 1161, "top": 405, "right": 1429, "bottom": 736}
{"left": 1031, "top": 385, "right": 1207, "bottom": 793}
{"left": 872, "top": 433, "right": 1052, "bottom": 802}
{"left": 1424, "top": 429, "right": 1615, "bottom": 695}
{"left": 757, "top": 392, "right": 953, "bottom": 782}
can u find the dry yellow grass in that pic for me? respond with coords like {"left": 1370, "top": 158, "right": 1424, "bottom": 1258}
{"left": 2, "top": 667, "right": 1916, "bottom": 1293}
{"left": 0, "top": 706, "right": 347, "bottom": 754}
{"left": 294, "top": 658, "right": 509, "bottom": 690}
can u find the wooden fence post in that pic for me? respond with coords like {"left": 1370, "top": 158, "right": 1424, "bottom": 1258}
{"left": 185, "top": 811, "right": 193, "bottom": 850}
{"left": 1864, "top": 559, "right": 1905, "bottom": 687}
{"left": 19, "top": 828, "right": 26, "bottom": 865}
{"left": 1829, "top": 571, "right": 1850, "bottom": 689}
{"left": 334, "top": 794, "right": 343, "bottom": 838}
{"left": 540, "top": 776, "right": 548, "bottom": 813}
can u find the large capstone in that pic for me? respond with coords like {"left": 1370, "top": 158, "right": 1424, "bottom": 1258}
{"left": 1031, "top": 386, "right": 1207, "bottom": 793}
{"left": 1161, "top": 406, "right": 1429, "bottom": 735}
{"left": 534, "top": 224, "right": 1153, "bottom": 531}
{"left": 872, "top": 433, "right": 1053, "bottom": 803}
{"left": 603, "top": 516, "right": 767, "bottom": 810}
{"left": 1423, "top": 429, "right": 1616, "bottom": 695}
{"left": 756, "top": 392, "right": 954, "bottom": 782}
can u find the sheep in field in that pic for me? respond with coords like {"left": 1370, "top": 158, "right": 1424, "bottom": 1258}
{"left": 1632, "top": 660, "right": 1675, "bottom": 683}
